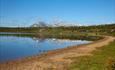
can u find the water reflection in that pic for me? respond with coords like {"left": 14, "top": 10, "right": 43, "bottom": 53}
{"left": 32, "top": 37, "right": 90, "bottom": 46}
{"left": 0, "top": 35, "right": 92, "bottom": 63}
{"left": 32, "top": 37, "right": 46, "bottom": 43}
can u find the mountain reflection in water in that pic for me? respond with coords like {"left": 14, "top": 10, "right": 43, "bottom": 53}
{"left": 0, "top": 35, "right": 92, "bottom": 63}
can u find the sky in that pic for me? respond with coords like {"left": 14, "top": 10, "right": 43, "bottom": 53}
{"left": 0, "top": 0, "right": 115, "bottom": 27}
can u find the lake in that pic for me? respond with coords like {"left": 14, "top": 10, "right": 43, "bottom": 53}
{"left": 0, "top": 35, "right": 92, "bottom": 63}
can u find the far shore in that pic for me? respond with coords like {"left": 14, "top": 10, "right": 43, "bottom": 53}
{"left": 0, "top": 36, "right": 115, "bottom": 70}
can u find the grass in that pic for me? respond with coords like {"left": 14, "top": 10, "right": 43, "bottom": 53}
{"left": 69, "top": 40, "right": 115, "bottom": 70}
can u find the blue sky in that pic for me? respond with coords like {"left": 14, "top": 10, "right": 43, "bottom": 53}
{"left": 0, "top": 0, "right": 115, "bottom": 27}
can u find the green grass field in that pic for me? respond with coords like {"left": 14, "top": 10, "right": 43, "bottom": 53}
{"left": 69, "top": 40, "right": 115, "bottom": 70}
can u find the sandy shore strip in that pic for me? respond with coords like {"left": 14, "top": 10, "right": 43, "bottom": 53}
{"left": 0, "top": 36, "right": 115, "bottom": 70}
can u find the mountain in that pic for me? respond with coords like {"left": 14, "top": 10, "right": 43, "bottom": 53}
{"left": 31, "top": 21, "right": 81, "bottom": 28}
{"left": 31, "top": 21, "right": 48, "bottom": 27}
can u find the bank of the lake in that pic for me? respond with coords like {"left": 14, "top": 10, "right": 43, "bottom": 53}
{"left": 0, "top": 36, "right": 114, "bottom": 70}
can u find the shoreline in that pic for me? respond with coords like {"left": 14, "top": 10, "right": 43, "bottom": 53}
{"left": 0, "top": 36, "right": 115, "bottom": 70}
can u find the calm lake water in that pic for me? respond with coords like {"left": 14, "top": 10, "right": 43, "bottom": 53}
{"left": 0, "top": 35, "right": 92, "bottom": 63}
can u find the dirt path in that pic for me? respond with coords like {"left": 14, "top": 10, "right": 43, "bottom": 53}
{"left": 0, "top": 36, "right": 115, "bottom": 70}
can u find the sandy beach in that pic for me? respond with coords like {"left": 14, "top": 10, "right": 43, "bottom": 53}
{"left": 0, "top": 36, "right": 115, "bottom": 70}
